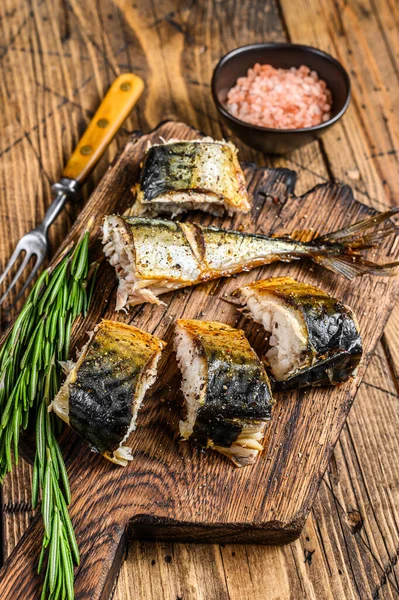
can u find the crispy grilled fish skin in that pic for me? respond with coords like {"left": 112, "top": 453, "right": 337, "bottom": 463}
{"left": 130, "top": 139, "right": 250, "bottom": 217}
{"left": 50, "top": 320, "right": 166, "bottom": 466}
{"left": 175, "top": 320, "right": 273, "bottom": 467}
{"left": 237, "top": 277, "right": 362, "bottom": 390}
{"left": 103, "top": 207, "right": 399, "bottom": 310}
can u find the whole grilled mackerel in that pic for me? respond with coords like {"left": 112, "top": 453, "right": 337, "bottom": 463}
{"left": 103, "top": 208, "right": 399, "bottom": 310}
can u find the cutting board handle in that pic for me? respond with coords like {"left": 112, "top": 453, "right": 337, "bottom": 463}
{"left": 63, "top": 73, "right": 144, "bottom": 184}
{"left": 0, "top": 512, "right": 127, "bottom": 599}
{"left": 0, "top": 121, "right": 396, "bottom": 600}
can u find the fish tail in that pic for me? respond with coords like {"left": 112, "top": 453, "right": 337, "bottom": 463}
{"left": 306, "top": 207, "right": 399, "bottom": 279}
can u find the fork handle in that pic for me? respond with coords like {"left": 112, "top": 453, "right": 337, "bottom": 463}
{"left": 39, "top": 74, "right": 143, "bottom": 236}
{"left": 62, "top": 73, "right": 144, "bottom": 183}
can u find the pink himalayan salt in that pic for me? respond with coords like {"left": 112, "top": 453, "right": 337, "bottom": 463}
{"left": 226, "top": 63, "right": 332, "bottom": 130}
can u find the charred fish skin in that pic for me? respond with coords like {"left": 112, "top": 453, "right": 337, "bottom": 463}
{"left": 132, "top": 139, "right": 250, "bottom": 216}
{"left": 175, "top": 320, "right": 273, "bottom": 467}
{"left": 51, "top": 320, "right": 165, "bottom": 465}
{"left": 192, "top": 327, "right": 273, "bottom": 446}
{"left": 103, "top": 206, "right": 399, "bottom": 310}
{"left": 237, "top": 277, "right": 363, "bottom": 390}
{"left": 273, "top": 351, "right": 362, "bottom": 391}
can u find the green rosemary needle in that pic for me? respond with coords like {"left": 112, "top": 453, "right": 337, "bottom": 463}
{"left": 0, "top": 229, "right": 97, "bottom": 599}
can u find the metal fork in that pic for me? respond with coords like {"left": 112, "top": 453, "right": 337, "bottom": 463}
{"left": 0, "top": 179, "right": 80, "bottom": 306}
{"left": 0, "top": 72, "right": 144, "bottom": 308}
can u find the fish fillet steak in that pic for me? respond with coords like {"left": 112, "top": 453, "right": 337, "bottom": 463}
{"left": 236, "top": 277, "right": 362, "bottom": 390}
{"left": 103, "top": 208, "right": 399, "bottom": 310}
{"left": 129, "top": 139, "right": 250, "bottom": 217}
{"left": 174, "top": 319, "right": 273, "bottom": 467}
{"left": 51, "top": 320, "right": 166, "bottom": 466}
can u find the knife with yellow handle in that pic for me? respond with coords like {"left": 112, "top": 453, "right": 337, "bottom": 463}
{"left": 0, "top": 73, "right": 144, "bottom": 305}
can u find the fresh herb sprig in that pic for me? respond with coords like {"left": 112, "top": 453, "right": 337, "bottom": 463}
{"left": 34, "top": 393, "right": 79, "bottom": 600}
{"left": 0, "top": 229, "right": 97, "bottom": 599}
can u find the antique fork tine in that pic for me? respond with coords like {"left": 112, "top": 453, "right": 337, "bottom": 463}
{"left": 0, "top": 233, "right": 47, "bottom": 308}
{"left": 13, "top": 255, "right": 42, "bottom": 305}
{"left": 0, "top": 73, "right": 144, "bottom": 308}
{"left": 0, "top": 251, "right": 37, "bottom": 306}
{"left": 0, "top": 195, "right": 65, "bottom": 307}
{"left": 0, "top": 185, "right": 78, "bottom": 309}
{"left": 0, "top": 244, "right": 24, "bottom": 290}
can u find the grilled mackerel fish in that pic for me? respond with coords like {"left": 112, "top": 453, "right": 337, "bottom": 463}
{"left": 236, "top": 277, "right": 362, "bottom": 390}
{"left": 103, "top": 208, "right": 399, "bottom": 310}
{"left": 51, "top": 320, "right": 166, "bottom": 466}
{"left": 174, "top": 320, "right": 273, "bottom": 467}
{"left": 129, "top": 139, "right": 250, "bottom": 217}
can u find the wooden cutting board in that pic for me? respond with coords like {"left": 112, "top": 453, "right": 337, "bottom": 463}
{"left": 0, "top": 121, "right": 398, "bottom": 600}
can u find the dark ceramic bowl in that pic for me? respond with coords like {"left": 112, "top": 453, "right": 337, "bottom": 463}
{"left": 211, "top": 43, "right": 351, "bottom": 154}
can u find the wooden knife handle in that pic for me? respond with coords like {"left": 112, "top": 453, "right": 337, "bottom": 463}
{"left": 62, "top": 73, "right": 144, "bottom": 183}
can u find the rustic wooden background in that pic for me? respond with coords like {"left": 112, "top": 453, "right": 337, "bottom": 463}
{"left": 0, "top": 0, "right": 398, "bottom": 599}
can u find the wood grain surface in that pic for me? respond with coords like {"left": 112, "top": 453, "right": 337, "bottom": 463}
{"left": 0, "top": 121, "right": 398, "bottom": 599}
{"left": 0, "top": 0, "right": 398, "bottom": 599}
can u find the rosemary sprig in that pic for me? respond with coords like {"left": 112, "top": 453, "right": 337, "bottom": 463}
{"left": 0, "top": 229, "right": 97, "bottom": 599}
{"left": 34, "top": 399, "right": 79, "bottom": 600}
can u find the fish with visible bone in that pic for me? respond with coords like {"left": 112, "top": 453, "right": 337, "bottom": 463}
{"left": 129, "top": 138, "right": 250, "bottom": 217}
{"left": 235, "top": 277, "right": 362, "bottom": 390}
{"left": 103, "top": 208, "right": 399, "bottom": 310}
{"left": 174, "top": 319, "right": 273, "bottom": 467}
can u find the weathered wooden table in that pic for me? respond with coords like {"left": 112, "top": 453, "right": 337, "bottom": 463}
{"left": 0, "top": 0, "right": 398, "bottom": 598}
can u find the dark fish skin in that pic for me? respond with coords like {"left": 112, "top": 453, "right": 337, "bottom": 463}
{"left": 134, "top": 141, "right": 249, "bottom": 213}
{"left": 138, "top": 143, "right": 197, "bottom": 201}
{"left": 272, "top": 278, "right": 362, "bottom": 356}
{"left": 68, "top": 320, "right": 165, "bottom": 456}
{"left": 177, "top": 320, "right": 273, "bottom": 449}
{"left": 272, "top": 351, "right": 361, "bottom": 391}
{"left": 238, "top": 277, "right": 363, "bottom": 390}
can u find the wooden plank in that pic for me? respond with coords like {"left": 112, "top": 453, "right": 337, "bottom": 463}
{"left": 383, "top": 318, "right": 399, "bottom": 393}
{"left": 111, "top": 344, "right": 399, "bottom": 600}
{"left": 1, "top": 459, "right": 34, "bottom": 559}
{"left": 5, "top": 353, "right": 398, "bottom": 600}
{"left": 1, "top": 1, "right": 399, "bottom": 600}
{"left": 276, "top": 2, "right": 399, "bottom": 598}
{"left": 280, "top": 0, "right": 399, "bottom": 208}
{"left": 0, "top": 121, "right": 398, "bottom": 600}
{"left": 6, "top": 349, "right": 399, "bottom": 600}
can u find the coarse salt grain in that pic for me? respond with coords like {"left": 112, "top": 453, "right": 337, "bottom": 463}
{"left": 226, "top": 63, "right": 332, "bottom": 130}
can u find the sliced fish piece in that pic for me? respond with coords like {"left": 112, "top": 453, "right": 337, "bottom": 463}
{"left": 174, "top": 319, "right": 273, "bottom": 467}
{"left": 129, "top": 139, "right": 250, "bottom": 217}
{"left": 103, "top": 215, "right": 202, "bottom": 308}
{"left": 236, "top": 277, "right": 363, "bottom": 390}
{"left": 103, "top": 207, "right": 399, "bottom": 310}
{"left": 50, "top": 320, "right": 166, "bottom": 466}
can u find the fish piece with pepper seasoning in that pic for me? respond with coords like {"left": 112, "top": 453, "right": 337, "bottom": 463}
{"left": 235, "top": 277, "right": 362, "bottom": 390}
{"left": 50, "top": 320, "right": 166, "bottom": 466}
{"left": 103, "top": 207, "right": 399, "bottom": 310}
{"left": 128, "top": 138, "right": 251, "bottom": 217}
{"left": 174, "top": 319, "right": 274, "bottom": 467}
